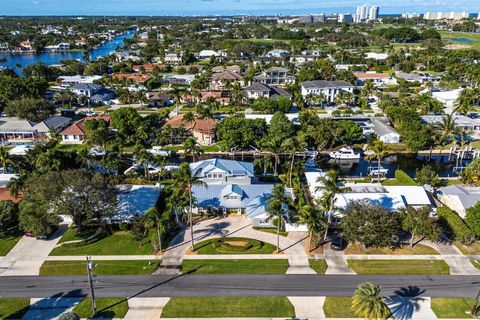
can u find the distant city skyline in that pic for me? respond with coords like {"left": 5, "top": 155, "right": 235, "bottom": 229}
{"left": 0, "top": 0, "right": 479, "bottom": 16}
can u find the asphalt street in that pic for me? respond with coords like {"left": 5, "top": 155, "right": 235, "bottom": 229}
{"left": 0, "top": 274, "right": 479, "bottom": 298}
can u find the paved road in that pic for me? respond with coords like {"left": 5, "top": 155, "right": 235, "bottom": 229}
{"left": 0, "top": 275, "right": 479, "bottom": 298}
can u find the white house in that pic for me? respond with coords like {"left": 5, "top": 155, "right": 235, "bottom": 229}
{"left": 371, "top": 119, "right": 401, "bottom": 144}
{"left": 355, "top": 72, "right": 397, "bottom": 86}
{"left": 431, "top": 89, "right": 462, "bottom": 109}
{"left": 197, "top": 50, "right": 222, "bottom": 59}
{"left": 437, "top": 185, "right": 480, "bottom": 218}
{"left": 189, "top": 158, "right": 255, "bottom": 185}
{"left": 301, "top": 80, "right": 355, "bottom": 102}
{"left": 365, "top": 52, "right": 389, "bottom": 60}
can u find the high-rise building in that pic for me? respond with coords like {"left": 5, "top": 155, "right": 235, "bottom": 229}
{"left": 355, "top": 4, "right": 368, "bottom": 22}
{"left": 369, "top": 6, "right": 379, "bottom": 20}
{"left": 402, "top": 12, "right": 419, "bottom": 19}
{"left": 313, "top": 14, "right": 326, "bottom": 23}
{"left": 477, "top": 12, "right": 480, "bottom": 20}
{"left": 424, "top": 11, "right": 469, "bottom": 21}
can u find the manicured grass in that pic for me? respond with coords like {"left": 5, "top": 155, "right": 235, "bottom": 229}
{"left": 40, "top": 260, "right": 160, "bottom": 275}
{"left": 455, "top": 241, "right": 480, "bottom": 255}
{"left": 347, "top": 259, "right": 450, "bottom": 275}
{"left": 308, "top": 259, "right": 327, "bottom": 274}
{"left": 381, "top": 179, "right": 404, "bottom": 186}
{"left": 440, "top": 31, "right": 480, "bottom": 50}
{"left": 431, "top": 297, "right": 477, "bottom": 318}
{"left": 193, "top": 237, "right": 277, "bottom": 255}
{"left": 0, "top": 298, "right": 30, "bottom": 320}
{"left": 253, "top": 227, "right": 288, "bottom": 237}
{"left": 161, "top": 297, "right": 295, "bottom": 318}
{"left": 73, "top": 298, "right": 128, "bottom": 319}
{"left": 181, "top": 259, "right": 288, "bottom": 274}
{"left": 0, "top": 235, "right": 20, "bottom": 256}
{"left": 323, "top": 297, "right": 355, "bottom": 318}
{"left": 57, "top": 225, "right": 98, "bottom": 244}
{"left": 50, "top": 231, "right": 153, "bottom": 256}
{"left": 344, "top": 243, "right": 440, "bottom": 255}
{"left": 470, "top": 260, "right": 480, "bottom": 270}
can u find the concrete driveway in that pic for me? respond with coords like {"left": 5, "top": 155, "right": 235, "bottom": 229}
{"left": 0, "top": 224, "right": 68, "bottom": 276}
{"left": 156, "top": 216, "right": 313, "bottom": 274}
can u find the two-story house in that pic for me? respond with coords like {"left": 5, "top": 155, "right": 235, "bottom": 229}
{"left": 244, "top": 82, "right": 293, "bottom": 100}
{"left": 253, "top": 67, "right": 296, "bottom": 86}
{"left": 301, "top": 80, "right": 355, "bottom": 102}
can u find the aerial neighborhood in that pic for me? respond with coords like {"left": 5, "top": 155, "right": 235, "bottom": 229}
{"left": 1, "top": 5, "right": 480, "bottom": 319}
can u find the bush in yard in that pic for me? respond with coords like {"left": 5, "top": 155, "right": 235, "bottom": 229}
{"left": 466, "top": 202, "right": 480, "bottom": 237}
{"left": 394, "top": 170, "right": 417, "bottom": 185}
{"left": 437, "top": 207, "right": 475, "bottom": 244}
{"left": 58, "top": 312, "right": 80, "bottom": 320}
{"left": 0, "top": 200, "right": 19, "bottom": 237}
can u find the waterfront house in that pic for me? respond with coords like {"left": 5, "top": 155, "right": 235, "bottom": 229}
{"left": 112, "top": 184, "right": 162, "bottom": 222}
{"left": 59, "top": 75, "right": 103, "bottom": 88}
{"left": 371, "top": 119, "right": 401, "bottom": 144}
{"left": 71, "top": 83, "right": 116, "bottom": 104}
{"left": 0, "top": 116, "right": 71, "bottom": 145}
{"left": 301, "top": 80, "right": 355, "bottom": 102}
{"left": 163, "top": 114, "right": 217, "bottom": 145}
{"left": 60, "top": 115, "right": 110, "bottom": 144}
{"left": 190, "top": 158, "right": 255, "bottom": 185}
{"left": 422, "top": 115, "right": 480, "bottom": 140}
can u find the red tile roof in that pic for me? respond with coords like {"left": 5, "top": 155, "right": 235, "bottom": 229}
{"left": 113, "top": 73, "right": 152, "bottom": 83}
{"left": 60, "top": 115, "right": 110, "bottom": 136}
{"left": 164, "top": 114, "right": 217, "bottom": 135}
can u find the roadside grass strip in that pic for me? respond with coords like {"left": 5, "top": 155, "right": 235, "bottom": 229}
{"left": 347, "top": 259, "right": 450, "bottom": 275}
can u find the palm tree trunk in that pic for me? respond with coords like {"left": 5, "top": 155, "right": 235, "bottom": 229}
{"left": 309, "top": 230, "right": 313, "bottom": 252}
{"left": 377, "top": 156, "right": 381, "bottom": 182}
{"left": 274, "top": 154, "right": 279, "bottom": 176}
{"left": 289, "top": 153, "right": 295, "bottom": 188}
{"left": 157, "top": 225, "right": 162, "bottom": 252}
{"left": 277, "top": 220, "right": 280, "bottom": 253}
{"left": 410, "top": 231, "right": 415, "bottom": 248}
{"left": 189, "top": 188, "right": 195, "bottom": 250}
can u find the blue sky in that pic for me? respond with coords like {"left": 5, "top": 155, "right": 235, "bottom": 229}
{"left": 0, "top": 0, "right": 479, "bottom": 16}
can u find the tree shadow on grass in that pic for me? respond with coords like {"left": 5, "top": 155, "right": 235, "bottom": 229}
{"left": 385, "top": 286, "right": 426, "bottom": 320}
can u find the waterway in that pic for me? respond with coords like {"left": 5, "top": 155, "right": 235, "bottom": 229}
{"left": 0, "top": 30, "right": 136, "bottom": 75}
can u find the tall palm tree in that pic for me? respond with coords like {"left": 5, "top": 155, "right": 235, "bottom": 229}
{"left": 143, "top": 207, "right": 167, "bottom": 252}
{"left": 366, "top": 140, "right": 388, "bottom": 182}
{"left": 351, "top": 282, "right": 391, "bottom": 319}
{"left": 133, "top": 144, "right": 151, "bottom": 177}
{"left": 454, "top": 88, "right": 476, "bottom": 115}
{"left": 171, "top": 87, "right": 186, "bottom": 114}
{"left": 0, "top": 148, "right": 13, "bottom": 173}
{"left": 266, "top": 184, "right": 289, "bottom": 253}
{"left": 438, "top": 114, "right": 456, "bottom": 146}
{"left": 298, "top": 205, "right": 328, "bottom": 252}
{"left": 174, "top": 163, "right": 207, "bottom": 250}
{"left": 361, "top": 80, "right": 374, "bottom": 100}
{"left": 254, "top": 156, "right": 273, "bottom": 176}
{"left": 281, "top": 136, "right": 306, "bottom": 188}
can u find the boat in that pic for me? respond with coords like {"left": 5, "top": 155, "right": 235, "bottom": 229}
{"left": 147, "top": 146, "right": 172, "bottom": 157}
{"left": 329, "top": 147, "right": 361, "bottom": 160}
{"left": 368, "top": 166, "right": 388, "bottom": 177}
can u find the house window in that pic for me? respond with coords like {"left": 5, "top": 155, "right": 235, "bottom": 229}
{"left": 225, "top": 195, "right": 239, "bottom": 200}
{"left": 259, "top": 219, "right": 270, "bottom": 225}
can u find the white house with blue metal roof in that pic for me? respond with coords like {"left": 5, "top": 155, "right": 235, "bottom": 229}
{"left": 189, "top": 159, "right": 276, "bottom": 227}
{"left": 190, "top": 158, "right": 256, "bottom": 185}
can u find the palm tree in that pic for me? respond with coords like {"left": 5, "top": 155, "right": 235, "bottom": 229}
{"left": 361, "top": 80, "right": 374, "bottom": 100}
{"left": 174, "top": 163, "right": 207, "bottom": 250}
{"left": 351, "top": 282, "right": 391, "bottom": 319}
{"left": 266, "top": 184, "right": 289, "bottom": 253}
{"left": 0, "top": 148, "right": 13, "bottom": 173}
{"left": 281, "top": 136, "right": 306, "bottom": 188}
{"left": 182, "top": 137, "right": 203, "bottom": 161}
{"left": 182, "top": 111, "right": 196, "bottom": 127}
{"left": 171, "top": 87, "right": 186, "bottom": 114}
{"left": 143, "top": 207, "right": 167, "bottom": 252}
{"left": 298, "top": 205, "right": 328, "bottom": 252}
{"left": 316, "top": 170, "right": 346, "bottom": 240}
{"left": 76, "top": 146, "right": 95, "bottom": 169}
{"left": 454, "top": 88, "right": 476, "bottom": 115}
{"left": 366, "top": 140, "right": 388, "bottom": 182}
{"left": 438, "top": 114, "right": 456, "bottom": 146}
{"left": 133, "top": 144, "right": 151, "bottom": 177}
{"left": 254, "top": 156, "right": 273, "bottom": 176}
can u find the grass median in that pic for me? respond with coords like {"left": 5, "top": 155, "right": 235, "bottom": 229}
{"left": 344, "top": 243, "right": 439, "bottom": 255}
{"left": 40, "top": 260, "right": 160, "bottom": 275}
{"left": 0, "top": 235, "right": 20, "bottom": 256}
{"left": 193, "top": 237, "right": 277, "bottom": 254}
{"left": 181, "top": 259, "right": 288, "bottom": 274}
{"left": 0, "top": 298, "right": 30, "bottom": 320}
{"left": 347, "top": 259, "right": 450, "bottom": 275}
{"left": 161, "top": 297, "right": 295, "bottom": 318}
{"left": 431, "top": 297, "right": 477, "bottom": 318}
{"left": 72, "top": 298, "right": 128, "bottom": 319}
{"left": 308, "top": 259, "right": 328, "bottom": 274}
{"left": 323, "top": 297, "right": 355, "bottom": 318}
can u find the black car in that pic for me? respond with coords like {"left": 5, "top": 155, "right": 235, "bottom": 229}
{"left": 330, "top": 235, "right": 345, "bottom": 251}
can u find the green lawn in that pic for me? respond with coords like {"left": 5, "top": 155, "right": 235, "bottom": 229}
{"left": 431, "top": 298, "right": 477, "bottom": 318}
{"left": 0, "top": 298, "right": 30, "bottom": 320}
{"left": 308, "top": 259, "right": 328, "bottom": 274}
{"left": 323, "top": 297, "right": 355, "bottom": 318}
{"left": 161, "top": 297, "right": 295, "bottom": 318}
{"left": 347, "top": 260, "right": 450, "bottom": 275}
{"left": 50, "top": 231, "right": 153, "bottom": 256}
{"left": 40, "top": 260, "right": 160, "bottom": 275}
{"left": 455, "top": 242, "right": 480, "bottom": 255}
{"left": 470, "top": 260, "right": 480, "bottom": 270}
{"left": 181, "top": 259, "right": 288, "bottom": 274}
{"left": 72, "top": 298, "right": 128, "bottom": 319}
{"left": 0, "top": 235, "right": 20, "bottom": 256}
{"left": 253, "top": 227, "right": 288, "bottom": 237}
{"left": 57, "top": 226, "right": 98, "bottom": 244}
{"left": 344, "top": 243, "right": 439, "bottom": 255}
{"left": 193, "top": 237, "right": 277, "bottom": 255}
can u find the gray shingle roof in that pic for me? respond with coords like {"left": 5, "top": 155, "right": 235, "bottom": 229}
{"left": 301, "top": 80, "right": 354, "bottom": 89}
{"left": 190, "top": 159, "right": 255, "bottom": 178}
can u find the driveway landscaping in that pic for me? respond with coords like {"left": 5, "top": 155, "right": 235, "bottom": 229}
{"left": 347, "top": 259, "right": 450, "bottom": 275}
{"left": 193, "top": 237, "right": 277, "bottom": 254}
{"left": 308, "top": 259, "right": 328, "bottom": 274}
{"left": 0, "top": 236, "right": 20, "bottom": 256}
{"left": 161, "top": 296, "right": 295, "bottom": 318}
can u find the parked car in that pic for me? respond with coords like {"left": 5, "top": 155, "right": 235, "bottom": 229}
{"left": 330, "top": 235, "right": 345, "bottom": 251}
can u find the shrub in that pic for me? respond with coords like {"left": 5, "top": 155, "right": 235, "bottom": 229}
{"left": 394, "top": 170, "right": 417, "bottom": 186}
{"left": 436, "top": 207, "right": 475, "bottom": 244}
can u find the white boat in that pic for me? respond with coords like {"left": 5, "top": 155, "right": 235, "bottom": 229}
{"left": 368, "top": 166, "right": 388, "bottom": 177}
{"left": 329, "top": 147, "right": 361, "bottom": 160}
{"left": 147, "top": 146, "right": 172, "bottom": 157}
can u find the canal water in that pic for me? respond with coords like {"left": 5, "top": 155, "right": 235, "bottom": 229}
{"left": 0, "top": 30, "right": 136, "bottom": 75}
{"left": 177, "top": 153, "right": 475, "bottom": 179}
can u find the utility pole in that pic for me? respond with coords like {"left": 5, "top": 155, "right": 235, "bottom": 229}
{"left": 86, "top": 256, "right": 97, "bottom": 317}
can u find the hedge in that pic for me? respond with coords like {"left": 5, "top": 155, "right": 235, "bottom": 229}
{"left": 394, "top": 170, "right": 418, "bottom": 186}
{"left": 436, "top": 207, "right": 475, "bottom": 244}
